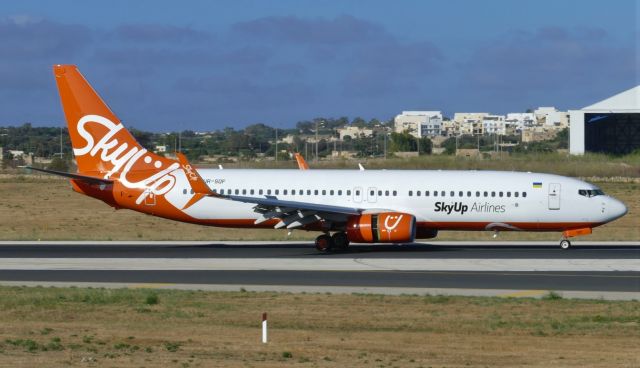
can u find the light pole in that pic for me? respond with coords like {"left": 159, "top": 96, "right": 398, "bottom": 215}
{"left": 315, "top": 120, "right": 319, "bottom": 162}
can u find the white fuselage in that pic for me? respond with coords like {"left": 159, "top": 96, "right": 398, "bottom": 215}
{"left": 163, "top": 169, "right": 627, "bottom": 231}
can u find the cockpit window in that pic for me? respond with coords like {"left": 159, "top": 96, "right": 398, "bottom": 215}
{"left": 579, "top": 189, "right": 604, "bottom": 197}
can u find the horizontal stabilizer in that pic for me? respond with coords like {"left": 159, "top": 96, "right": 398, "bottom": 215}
{"left": 24, "top": 166, "right": 112, "bottom": 185}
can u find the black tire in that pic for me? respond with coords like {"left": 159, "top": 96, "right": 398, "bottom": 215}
{"left": 315, "top": 234, "right": 333, "bottom": 252}
{"left": 332, "top": 232, "right": 350, "bottom": 250}
{"left": 560, "top": 239, "right": 571, "bottom": 249}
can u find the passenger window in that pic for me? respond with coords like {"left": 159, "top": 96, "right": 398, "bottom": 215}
{"left": 321, "top": 190, "right": 325, "bottom": 195}
{"left": 338, "top": 190, "right": 342, "bottom": 195}
{"left": 484, "top": 191, "right": 488, "bottom": 197}
{"left": 283, "top": 189, "right": 287, "bottom": 195}
{"left": 183, "top": 189, "right": 187, "bottom": 194}
{"left": 441, "top": 191, "right": 446, "bottom": 197}
{"left": 506, "top": 192, "right": 511, "bottom": 197}
{"left": 417, "top": 190, "right": 421, "bottom": 196}
{"left": 267, "top": 189, "right": 271, "bottom": 195}
{"left": 212, "top": 189, "right": 217, "bottom": 194}
{"left": 242, "top": 189, "right": 246, "bottom": 195}
{"left": 235, "top": 189, "right": 239, "bottom": 195}
{"left": 370, "top": 190, "right": 375, "bottom": 196}
{"left": 476, "top": 191, "right": 480, "bottom": 197}
{"left": 491, "top": 191, "right": 495, "bottom": 197}
{"left": 307, "top": 190, "right": 311, "bottom": 195}
{"left": 408, "top": 190, "right": 413, "bottom": 196}
{"left": 434, "top": 191, "right": 438, "bottom": 197}
{"left": 523, "top": 192, "right": 527, "bottom": 198}
{"left": 385, "top": 190, "right": 389, "bottom": 196}
{"left": 459, "top": 191, "right": 463, "bottom": 197}
{"left": 348, "top": 190, "right": 352, "bottom": 195}
{"left": 314, "top": 190, "right": 319, "bottom": 195}
{"left": 450, "top": 191, "right": 455, "bottom": 197}
{"left": 425, "top": 191, "right": 430, "bottom": 196}
{"left": 467, "top": 191, "right": 471, "bottom": 197}
{"left": 354, "top": 190, "right": 358, "bottom": 196}
{"left": 220, "top": 189, "right": 225, "bottom": 195}
{"left": 250, "top": 189, "right": 254, "bottom": 195}
{"left": 259, "top": 189, "right": 263, "bottom": 195}
{"left": 275, "top": 189, "right": 279, "bottom": 195}
{"left": 291, "top": 190, "right": 295, "bottom": 195}
{"left": 378, "top": 190, "right": 382, "bottom": 196}
{"left": 499, "top": 191, "right": 503, "bottom": 197}
{"left": 514, "top": 192, "right": 519, "bottom": 198}
{"left": 393, "top": 190, "right": 397, "bottom": 196}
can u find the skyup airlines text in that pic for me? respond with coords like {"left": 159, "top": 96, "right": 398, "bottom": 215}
{"left": 434, "top": 202, "right": 506, "bottom": 215}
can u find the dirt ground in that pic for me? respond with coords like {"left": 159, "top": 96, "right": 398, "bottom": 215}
{"left": 0, "top": 176, "right": 638, "bottom": 241}
{"left": 0, "top": 287, "right": 637, "bottom": 368}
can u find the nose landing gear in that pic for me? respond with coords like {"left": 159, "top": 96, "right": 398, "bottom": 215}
{"left": 560, "top": 228, "right": 592, "bottom": 250}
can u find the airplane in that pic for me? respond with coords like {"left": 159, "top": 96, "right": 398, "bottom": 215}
{"left": 29, "top": 65, "right": 628, "bottom": 251}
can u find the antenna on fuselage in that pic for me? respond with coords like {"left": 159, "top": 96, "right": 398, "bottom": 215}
{"left": 358, "top": 163, "right": 365, "bottom": 171}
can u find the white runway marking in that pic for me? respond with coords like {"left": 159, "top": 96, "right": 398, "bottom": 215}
{"left": 0, "top": 258, "right": 638, "bottom": 271}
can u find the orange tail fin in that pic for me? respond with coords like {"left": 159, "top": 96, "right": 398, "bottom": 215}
{"left": 53, "top": 64, "right": 175, "bottom": 179}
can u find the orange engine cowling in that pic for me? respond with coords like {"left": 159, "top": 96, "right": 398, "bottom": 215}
{"left": 346, "top": 212, "right": 416, "bottom": 243}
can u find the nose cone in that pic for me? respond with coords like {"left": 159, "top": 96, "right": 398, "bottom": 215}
{"left": 607, "top": 197, "right": 628, "bottom": 221}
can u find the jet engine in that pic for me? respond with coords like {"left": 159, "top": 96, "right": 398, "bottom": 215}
{"left": 346, "top": 212, "right": 416, "bottom": 243}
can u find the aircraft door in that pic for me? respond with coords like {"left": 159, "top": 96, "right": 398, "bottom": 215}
{"left": 353, "top": 187, "right": 362, "bottom": 203}
{"left": 548, "top": 183, "right": 560, "bottom": 210}
{"left": 367, "top": 187, "right": 378, "bottom": 203}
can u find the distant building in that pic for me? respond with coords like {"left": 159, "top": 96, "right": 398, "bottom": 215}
{"left": 482, "top": 115, "right": 506, "bottom": 135}
{"left": 394, "top": 111, "right": 442, "bottom": 138}
{"left": 522, "top": 126, "right": 561, "bottom": 142}
{"left": 456, "top": 148, "right": 481, "bottom": 158}
{"left": 337, "top": 126, "right": 373, "bottom": 140}
{"left": 155, "top": 145, "right": 168, "bottom": 153}
{"left": 453, "top": 113, "right": 489, "bottom": 124}
{"left": 506, "top": 113, "right": 536, "bottom": 130}
{"left": 534, "top": 107, "right": 569, "bottom": 127}
{"left": 569, "top": 85, "right": 640, "bottom": 155}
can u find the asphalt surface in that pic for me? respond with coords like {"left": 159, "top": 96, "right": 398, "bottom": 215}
{"left": 0, "top": 241, "right": 637, "bottom": 259}
{"left": 0, "top": 242, "right": 637, "bottom": 296}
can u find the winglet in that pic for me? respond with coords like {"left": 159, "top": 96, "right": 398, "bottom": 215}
{"left": 176, "top": 153, "right": 212, "bottom": 194}
{"left": 175, "top": 153, "right": 219, "bottom": 210}
{"left": 294, "top": 153, "right": 309, "bottom": 170}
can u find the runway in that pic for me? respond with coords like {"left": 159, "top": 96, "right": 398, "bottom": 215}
{"left": 0, "top": 241, "right": 637, "bottom": 300}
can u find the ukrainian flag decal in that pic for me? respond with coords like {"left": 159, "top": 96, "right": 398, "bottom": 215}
{"left": 532, "top": 182, "right": 542, "bottom": 188}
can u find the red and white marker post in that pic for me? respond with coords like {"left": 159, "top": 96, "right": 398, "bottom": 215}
{"left": 262, "top": 312, "right": 268, "bottom": 343}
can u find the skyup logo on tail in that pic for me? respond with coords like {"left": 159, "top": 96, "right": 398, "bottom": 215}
{"left": 74, "top": 114, "right": 180, "bottom": 204}
{"left": 434, "top": 202, "right": 469, "bottom": 215}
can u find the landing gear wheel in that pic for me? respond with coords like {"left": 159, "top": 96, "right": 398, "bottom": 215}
{"left": 331, "top": 232, "right": 350, "bottom": 250}
{"left": 560, "top": 239, "right": 571, "bottom": 250}
{"left": 315, "top": 234, "right": 334, "bottom": 252}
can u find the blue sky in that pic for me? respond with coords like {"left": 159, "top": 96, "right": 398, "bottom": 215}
{"left": 0, "top": 0, "right": 637, "bottom": 131}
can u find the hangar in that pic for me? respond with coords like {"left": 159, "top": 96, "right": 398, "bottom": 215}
{"left": 569, "top": 86, "right": 640, "bottom": 155}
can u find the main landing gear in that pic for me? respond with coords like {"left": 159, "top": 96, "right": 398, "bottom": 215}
{"left": 559, "top": 239, "right": 571, "bottom": 250}
{"left": 315, "top": 232, "right": 350, "bottom": 252}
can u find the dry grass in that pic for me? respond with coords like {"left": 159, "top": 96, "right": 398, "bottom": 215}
{"left": 0, "top": 286, "right": 637, "bottom": 367}
{"left": 0, "top": 175, "right": 638, "bottom": 241}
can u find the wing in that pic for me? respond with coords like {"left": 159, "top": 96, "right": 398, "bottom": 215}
{"left": 225, "top": 194, "right": 362, "bottom": 229}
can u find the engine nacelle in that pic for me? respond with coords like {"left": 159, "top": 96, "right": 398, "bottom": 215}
{"left": 346, "top": 212, "right": 416, "bottom": 243}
